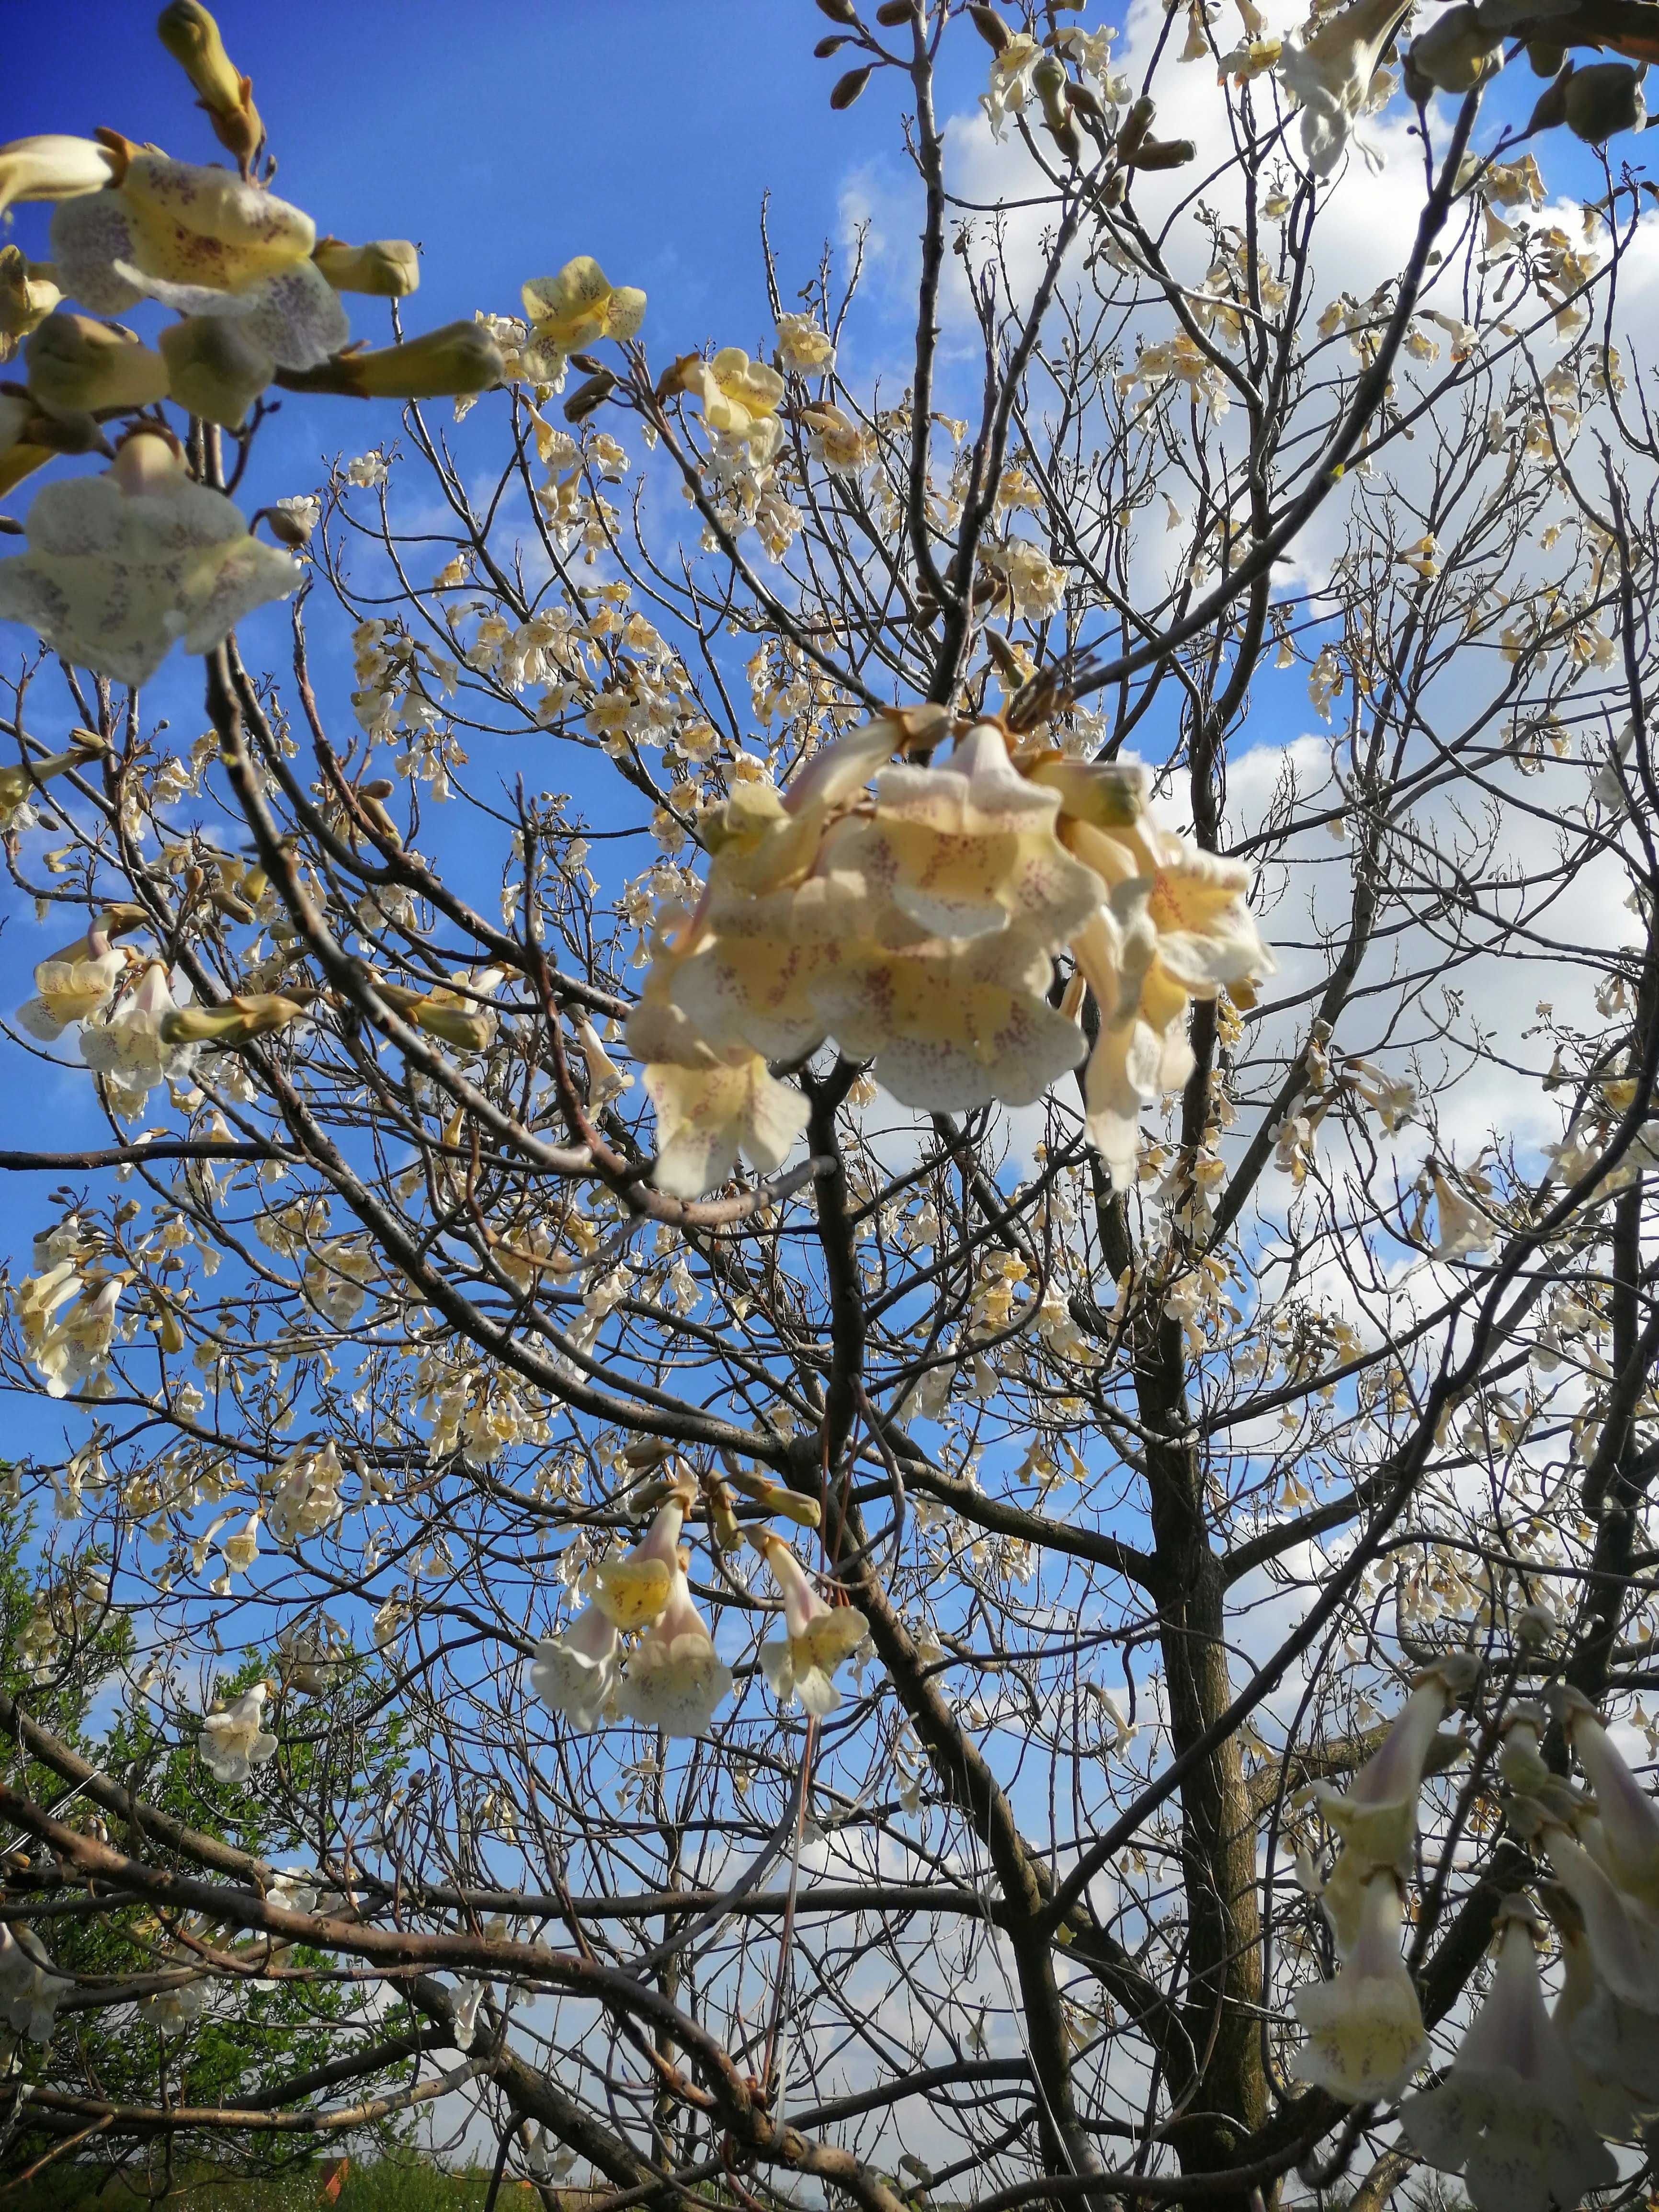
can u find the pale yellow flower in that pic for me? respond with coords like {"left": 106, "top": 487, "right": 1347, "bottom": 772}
{"left": 1279, "top": 0, "right": 1412, "bottom": 176}
{"left": 776, "top": 313, "right": 836, "bottom": 376}
{"left": 982, "top": 33, "right": 1044, "bottom": 138}
{"left": 0, "top": 135, "right": 120, "bottom": 222}
{"left": 616, "top": 1560, "right": 733, "bottom": 1739}
{"left": 521, "top": 255, "right": 646, "bottom": 376}
{"left": 80, "top": 960, "right": 200, "bottom": 1117}
{"left": 753, "top": 1530, "right": 868, "bottom": 1718}
{"left": 1291, "top": 1870, "right": 1428, "bottom": 2101}
{"left": 0, "top": 244, "right": 61, "bottom": 365}
{"left": 531, "top": 1604, "right": 619, "bottom": 1731}
{"left": 17, "top": 920, "right": 130, "bottom": 1041}
{"left": 199, "top": 1681, "right": 278, "bottom": 1784}
{"left": 52, "top": 152, "right": 347, "bottom": 369}
{"left": 681, "top": 347, "right": 787, "bottom": 461}
{"left": 0, "top": 430, "right": 298, "bottom": 687}
{"left": 589, "top": 1484, "right": 693, "bottom": 1630}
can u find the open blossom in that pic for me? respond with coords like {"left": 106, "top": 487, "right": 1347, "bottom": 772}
{"left": 1400, "top": 1905, "right": 1616, "bottom": 2212}
{"left": 589, "top": 1481, "right": 693, "bottom": 1629}
{"left": 199, "top": 1680, "right": 278, "bottom": 1784}
{"left": 678, "top": 347, "right": 787, "bottom": 462}
{"left": 1291, "top": 1869, "right": 1428, "bottom": 2100}
{"left": 990, "top": 539, "right": 1067, "bottom": 621}
{"left": 302, "top": 1239, "right": 376, "bottom": 1328}
{"left": 0, "top": 430, "right": 298, "bottom": 687}
{"left": 776, "top": 313, "right": 835, "bottom": 376}
{"left": 80, "top": 960, "right": 199, "bottom": 1116}
{"left": 1278, "top": 0, "right": 1409, "bottom": 176}
{"left": 616, "top": 1557, "right": 733, "bottom": 1739}
{"left": 0, "top": 1922, "right": 68, "bottom": 2044}
{"left": 1543, "top": 1881, "right": 1658, "bottom": 2135}
{"left": 799, "top": 402, "right": 869, "bottom": 475}
{"left": 521, "top": 256, "right": 646, "bottom": 380}
{"left": 51, "top": 151, "right": 347, "bottom": 371}
{"left": 266, "top": 1441, "right": 347, "bottom": 1544}
{"left": 139, "top": 1973, "right": 206, "bottom": 2037}
{"left": 752, "top": 1530, "right": 869, "bottom": 1718}
{"left": 17, "top": 918, "right": 130, "bottom": 1041}
{"left": 530, "top": 1603, "right": 619, "bottom": 1731}
{"left": 18, "top": 1266, "right": 123, "bottom": 1399}
{"left": 982, "top": 33, "right": 1044, "bottom": 137}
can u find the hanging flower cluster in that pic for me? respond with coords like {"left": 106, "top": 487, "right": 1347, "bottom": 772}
{"left": 530, "top": 1477, "right": 864, "bottom": 1739}
{"left": 629, "top": 708, "right": 1273, "bottom": 1196}
{"left": 1290, "top": 1661, "right": 1659, "bottom": 2212}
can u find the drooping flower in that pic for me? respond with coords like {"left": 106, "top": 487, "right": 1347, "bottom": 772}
{"left": 776, "top": 313, "right": 836, "bottom": 376}
{"left": 139, "top": 1973, "right": 206, "bottom": 2037}
{"left": 0, "top": 429, "right": 298, "bottom": 686}
{"left": 79, "top": 960, "right": 199, "bottom": 1117}
{"left": 0, "top": 1922, "right": 68, "bottom": 2044}
{"left": 530, "top": 1603, "right": 620, "bottom": 1732}
{"left": 51, "top": 151, "right": 347, "bottom": 370}
{"left": 265, "top": 1441, "right": 347, "bottom": 1545}
{"left": 616, "top": 1557, "right": 734, "bottom": 1739}
{"left": 752, "top": 1529, "right": 869, "bottom": 1718}
{"left": 1399, "top": 1903, "right": 1617, "bottom": 2212}
{"left": 798, "top": 402, "right": 870, "bottom": 475}
{"left": 1540, "top": 1880, "right": 1655, "bottom": 2137}
{"left": 1291, "top": 1869, "right": 1428, "bottom": 2101}
{"left": 982, "top": 33, "right": 1045, "bottom": 137}
{"left": 1554, "top": 1685, "right": 1659, "bottom": 1909}
{"left": 1307, "top": 1660, "right": 1476, "bottom": 1951}
{"left": 588, "top": 1482, "right": 693, "bottom": 1630}
{"left": 22, "top": 1269, "right": 124, "bottom": 1400}
{"left": 198, "top": 1680, "right": 278, "bottom": 1784}
{"left": 1278, "top": 0, "right": 1411, "bottom": 176}
{"left": 520, "top": 257, "right": 646, "bottom": 381}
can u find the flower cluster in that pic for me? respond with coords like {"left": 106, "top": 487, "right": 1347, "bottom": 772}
{"left": 629, "top": 709, "right": 1273, "bottom": 1196}
{"left": 530, "top": 1479, "right": 864, "bottom": 1739}
{"left": 1290, "top": 1664, "right": 1659, "bottom": 2211}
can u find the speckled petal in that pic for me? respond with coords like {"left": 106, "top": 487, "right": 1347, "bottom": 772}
{"left": 49, "top": 191, "right": 144, "bottom": 314}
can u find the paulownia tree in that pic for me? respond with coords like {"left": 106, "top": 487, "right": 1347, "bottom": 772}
{"left": 0, "top": 2, "right": 1658, "bottom": 2208}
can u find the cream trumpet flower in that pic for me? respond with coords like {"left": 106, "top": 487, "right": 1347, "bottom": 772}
{"left": 1555, "top": 1685, "right": 1659, "bottom": 1908}
{"left": 32, "top": 1271, "right": 124, "bottom": 1400}
{"left": 752, "top": 1529, "right": 869, "bottom": 1718}
{"left": 1399, "top": 1904, "right": 1617, "bottom": 2212}
{"left": 573, "top": 1014, "right": 630, "bottom": 1107}
{"left": 0, "top": 1922, "right": 68, "bottom": 2044}
{"left": 678, "top": 347, "right": 787, "bottom": 462}
{"left": 1524, "top": 1803, "right": 1659, "bottom": 2035}
{"left": 0, "top": 136, "right": 121, "bottom": 222}
{"left": 1069, "top": 901, "right": 1191, "bottom": 1190}
{"left": 798, "top": 402, "right": 870, "bottom": 475}
{"left": 629, "top": 935, "right": 810, "bottom": 1201}
{"left": 616, "top": 1554, "right": 734, "bottom": 1739}
{"left": 1278, "top": 0, "right": 1412, "bottom": 176}
{"left": 198, "top": 1680, "right": 278, "bottom": 1784}
{"left": 139, "top": 1972, "right": 206, "bottom": 2037}
{"left": 588, "top": 1481, "right": 694, "bottom": 1630}
{"left": 982, "top": 33, "right": 1045, "bottom": 138}
{"left": 17, "top": 918, "right": 130, "bottom": 1042}
{"left": 521, "top": 256, "right": 646, "bottom": 381}
{"left": 0, "top": 733, "right": 105, "bottom": 831}
{"left": 0, "top": 429, "right": 299, "bottom": 687}
{"left": 1541, "top": 1881, "right": 1655, "bottom": 2135}
{"left": 80, "top": 960, "right": 199, "bottom": 1117}
{"left": 1307, "top": 1660, "right": 1475, "bottom": 1951}
{"left": 51, "top": 152, "right": 347, "bottom": 370}
{"left": 25, "top": 312, "right": 170, "bottom": 417}
{"left": 266, "top": 1441, "right": 347, "bottom": 1545}
{"left": 835, "top": 720, "right": 1105, "bottom": 950}
{"left": 530, "top": 1603, "right": 620, "bottom": 1732}
{"left": 1291, "top": 1869, "right": 1428, "bottom": 2100}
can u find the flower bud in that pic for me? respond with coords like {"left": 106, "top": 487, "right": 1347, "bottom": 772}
{"left": 1565, "top": 59, "right": 1645, "bottom": 142}
{"left": 563, "top": 367, "right": 617, "bottom": 424}
{"left": 1114, "top": 96, "right": 1157, "bottom": 162}
{"left": 312, "top": 238, "right": 421, "bottom": 297}
{"left": 156, "top": 3, "right": 263, "bottom": 167}
{"left": 1408, "top": 6, "right": 1503, "bottom": 93}
{"left": 1129, "top": 136, "right": 1196, "bottom": 169}
{"left": 26, "top": 313, "right": 171, "bottom": 417}
{"left": 290, "top": 322, "right": 503, "bottom": 401}
{"left": 266, "top": 495, "right": 319, "bottom": 548}
{"left": 725, "top": 1468, "right": 823, "bottom": 1530}
{"left": 0, "top": 246, "right": 60, "bottom": 364}
{"left": 1527, "top": 35, "right": 1566, "bottom": 75}
{"left": 0, "top": 136, "right": 121, "bottom": 222}
{"left": 161, "top": 992, "right": 308, "bottom": 1045}
{"left": 1528, "top": 62, "right": 1573, "bottom": 129}
{"left": 831, "top": 65, "right": 875, "bottom": 108}
{"left": 159, "top": 314, "right": 274, "bottom": 429}
{"left": 967, "top": 4, "right": 1011, "bottom": 51}
{"left": 1026, "top": 755, "right": 1149, "bottom": 827}
{"left": 875, "top": 0, "right": 914, "bottom": 22}
{"left": 815, "top": 0, "right": 860, "bottom": 20}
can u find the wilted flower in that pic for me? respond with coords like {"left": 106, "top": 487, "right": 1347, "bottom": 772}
{"left": 1399, "top": 1904, "right": 1616, "bottom": 2212}
{"left": 80, "top": 960, "right": 199, "bottom": 1117}
{"left": 521, "top": 256, "right": 646, "bottom": 380}
{"left": 776, "top": 312, "right": 836, "bottom": 376}
{"left": 1278, "top": 0, "right": 1411, "bottom": 175}
{"left": 530, "top": 1603, "right": 620, "bottom": 1731}
{"left": 0, "top": 430, "right": 298, "bottom": 686}
{"left": 1291, "top": 1869, "right": 1428, "bottom": 2100}
{"left": 616, "top": 1555, "right": 733, "bottom": 1739}
{"left": 198, "top": 1680, "right": 278, "bottom": 1784}
{"left": 51, "top": 152, "right": 347, "bottom": 369}
{"left": 752, "top": 1529, "right": 868, "bottom": 1717}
